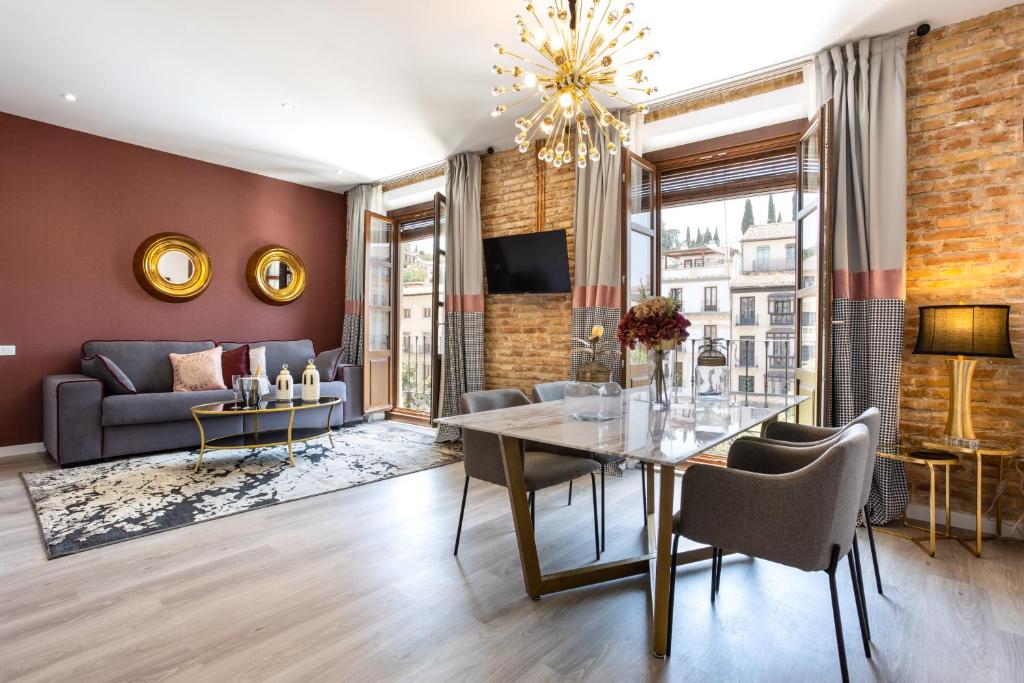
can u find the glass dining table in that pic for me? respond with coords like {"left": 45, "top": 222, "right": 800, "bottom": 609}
{"left": 436, "top": 387, "right": 806, "bottom": 658}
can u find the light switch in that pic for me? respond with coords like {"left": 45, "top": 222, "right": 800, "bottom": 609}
{"left": 0, "top": 346, "right": 15, "bottom": 356}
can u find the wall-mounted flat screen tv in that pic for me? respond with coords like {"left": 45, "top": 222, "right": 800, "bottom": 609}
{"left": 482, "top": 230, "right": 571, "bottom": 295}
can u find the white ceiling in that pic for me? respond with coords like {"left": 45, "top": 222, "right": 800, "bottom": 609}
{"left": 0, "top": 0, "right": 1013, "bottom": 193}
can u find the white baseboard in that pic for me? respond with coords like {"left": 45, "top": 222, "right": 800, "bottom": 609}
{"left": 0, "top": 442, "right": 46, "bottom": 458}
{"left": 905, "top": 503, "right": 1020, "bottom": 539}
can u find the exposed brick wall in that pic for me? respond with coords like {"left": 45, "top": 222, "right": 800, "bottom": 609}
{"left": 481, "top": 148, "right": 576, "bottom": 396}
{"left": 903, "top": 4, "right": 1024, "bottom": 526}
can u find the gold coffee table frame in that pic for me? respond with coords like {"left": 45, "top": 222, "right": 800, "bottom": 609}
{"left": 190, "top": 397, "right": 341, "bottom": 472}
{"left": 875, "top": 448, "right": 959, "bottom": 556}
{"left": 919, "top": 438, "right": 1016, "bottom": 557}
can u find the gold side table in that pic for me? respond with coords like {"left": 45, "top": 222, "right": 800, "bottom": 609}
{"left": 919, "top": 438, "right": 1017, "bottom": 557}
{"left": 875, "top": 447, "right": 960, "bottom": 556}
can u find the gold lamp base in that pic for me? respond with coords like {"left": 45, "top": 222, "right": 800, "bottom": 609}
{"left": 944, "top": 356, "right": 979, "bottom": 448}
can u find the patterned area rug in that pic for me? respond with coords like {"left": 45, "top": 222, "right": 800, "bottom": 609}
{"left": 22, "top": 422, "right": 461, "bottom": 559}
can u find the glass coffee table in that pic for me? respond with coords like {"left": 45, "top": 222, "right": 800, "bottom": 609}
{"left": 190, "top": 397, "right": 341, "bottom": 472}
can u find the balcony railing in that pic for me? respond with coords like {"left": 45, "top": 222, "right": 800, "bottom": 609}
{"left": 702, "top": 304, "right": 719, "bottom": 312}
{"left": 768, "top": 355, "right": 795, "bottom": 369}
{"left": 769, "top": 313, "right": 795, "bottom": 326}
{"left": 399, "top": 336, "right": 433, "bottom": 413}
{"left": 743, "top": 257, "right": 796, "bottom": 274}
{"left": 735, "top": 314, "right": 758, "bottom": 326}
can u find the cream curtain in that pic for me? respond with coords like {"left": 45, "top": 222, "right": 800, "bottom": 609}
{"left": 341, "top": 184, "right": 383, "bottom": 366}
{"left": 817, "top": 33, "right": 909, "bottom": 524}
{"left": 436, "top": 153, "right": 485, "bottom": 442}
{"left": 572, "top": 123, "right": 623, "bottom": 383}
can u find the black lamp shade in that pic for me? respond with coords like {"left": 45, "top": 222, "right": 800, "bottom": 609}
{"left": 913, "top": 305, "right": 1014, "bottom": 358}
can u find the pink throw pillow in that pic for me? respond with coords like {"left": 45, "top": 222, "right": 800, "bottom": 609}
{"left": 170, "top": 347, "right": 227, "bottom": 392}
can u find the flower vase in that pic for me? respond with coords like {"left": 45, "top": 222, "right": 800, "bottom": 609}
{"left": 647, "top": 343, "right": 674, "bottom": 411}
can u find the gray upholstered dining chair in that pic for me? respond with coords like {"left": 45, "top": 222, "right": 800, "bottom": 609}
{"left": 533, "top": 380, "right": 645, "bottom": 552}
{"left": 454, "top": 388, "right": 601, "bottom": 560}
{"left": 667, "top": 426, "right": 872, "bottom": 682}
{"left": 760, "top": 409, "right": 883, "bottom": 599}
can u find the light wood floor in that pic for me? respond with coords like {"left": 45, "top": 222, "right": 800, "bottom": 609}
{"left": 2, "top": 448, "right": 1023, "bottom": 682}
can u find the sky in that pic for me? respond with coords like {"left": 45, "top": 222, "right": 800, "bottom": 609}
{"left": 662, "top": 191, "right": 797, "bottom": 249}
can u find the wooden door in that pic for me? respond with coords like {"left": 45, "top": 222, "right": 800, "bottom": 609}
{"left": 430, "top": 192, "right": 446, "bottom": 423}
{"left": 363, "top": 211, "right": 398, "bottom": 413}
{"left": 794, "top": 101, "right": 833, "bottom": 425}
{"left": 621, "top": 152, "right": 660, "bottom": 387}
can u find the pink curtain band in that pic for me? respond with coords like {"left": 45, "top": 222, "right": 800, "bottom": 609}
{"left": 344, "top": 300, "right": 363, "bottom": 315}
{"left": 446, "top": 293, "right": 484, "bottom": 313}
{"left": 832, "top": 268, "right": 905, "bottom": 300}
{"left": 572, "top": 284, "right": 621, "bottom": 308}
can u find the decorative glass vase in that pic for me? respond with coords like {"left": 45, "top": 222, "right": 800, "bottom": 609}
{"left": 566, "top": 381, "right": 622, "bottom": 421}
{"left": 647, "top": 343, "right": 674, "bottom": 411}
{"left": 695, "top": 339, "right": 729, "bottom": 402}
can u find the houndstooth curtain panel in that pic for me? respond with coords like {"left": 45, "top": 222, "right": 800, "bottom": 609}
{"left": 436, "top": 153, "right": 485, "bottom": 443}
{"left": 341, "top": 184, "right": 383, "bottom": 366}
{"left": 817, "top": 33, "right": 909, "bottom": 524}
{"left": 572, "top": 119, "right": 622, "bottom": 384}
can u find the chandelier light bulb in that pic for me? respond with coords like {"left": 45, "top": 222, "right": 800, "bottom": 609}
{"left": 491, "top": 0, "right": 658, "bottom": 169}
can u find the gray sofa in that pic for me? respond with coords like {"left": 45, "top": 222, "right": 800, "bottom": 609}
{"left": 43, "top": 339, "right": 363, "bottom": 466}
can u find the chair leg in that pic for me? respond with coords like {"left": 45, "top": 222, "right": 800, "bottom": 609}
{"left": 864, "top": 505, "right": 883, "bottom": 595}
{"left": 851, "top": 534, "right": 871, "bottom": 640}
{"left": 568, "top": 479, "right": 573, "bottom": 506}
{"left": 529, "top": 491, "right": 536, "bottom": 530}
{"left": 641, "top": 462, "right": 648, "bottom": 527}
{"left": 710, "top": 547, "right": 718, "bottom": 604}
{"left": 453, "top": 476, "right": 469, "bottom": 556}
{"left": 590, "top": 473, "right": 600, "bottom": 561}
{"left": 847, "top": 549, "right": 872, "bottom": 658}
{"left": 827, "top": 545, "right": 850, "bottom": 683}
{"left": 714, "top": 548, "right": 722, "bottom": 594}
{"left": 667, "top": 534, "right": 681, "bottom": 657}
{"left": 600, "top": 466, "right": 606, "bottom": 552}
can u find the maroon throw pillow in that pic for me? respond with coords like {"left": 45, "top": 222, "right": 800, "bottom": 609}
{"left": 220, "top": 345, "right": 250, "bottom": 385}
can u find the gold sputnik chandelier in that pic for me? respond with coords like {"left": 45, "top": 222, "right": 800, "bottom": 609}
{"left": 490, "top": 0, "right": 659, "bottom": 169}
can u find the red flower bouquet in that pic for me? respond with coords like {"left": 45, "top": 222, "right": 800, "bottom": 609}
{"left": 616, "top": 296, "right": 691, "bottom": 350}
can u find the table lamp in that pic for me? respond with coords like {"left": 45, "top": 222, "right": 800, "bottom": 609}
{"left": 913, "top": 304, "right": 1014, "bottom": 446}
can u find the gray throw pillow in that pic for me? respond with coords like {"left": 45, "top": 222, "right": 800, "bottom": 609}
{"left": 81, "top": 354, "right": 138, "bottom": 395}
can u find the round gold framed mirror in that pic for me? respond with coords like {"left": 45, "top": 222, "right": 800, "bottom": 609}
{"left": 132, "top": 233, "right": 212, "bottom": 302}
{"left": 246, "top": 245, "right": 307, "bottom": 305}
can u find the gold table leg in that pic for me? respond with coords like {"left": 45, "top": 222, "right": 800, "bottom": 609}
{"left": 286, "top": 410, "right": 296, "bottom": 466}
{"left": 498, "top": 435, "right": 543, "bottom": 598}
{"left": 494, "top": 440, "right": 703, "bottom": 658}
{"left": 326, "top": 403, "right": 337, "bottom": 449}
{"left": 997, "top": 457, "right": 1005, "bottom": 537}
{"left": 651, "top": 464, "right": 676, "bottom": 659}
{"left": 192, "top": 413, "right": 207, "bottom": 473}
{"left": 976, "top": 453, "right": 983, "bottom": 556}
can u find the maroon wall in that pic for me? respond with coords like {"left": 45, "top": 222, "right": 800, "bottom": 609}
{"left": 0, "top": 112, "right": 347, "bottom": 447}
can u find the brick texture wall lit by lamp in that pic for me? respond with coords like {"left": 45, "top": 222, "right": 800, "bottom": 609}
{"left": 903, "top": 4, "right": 1024, "bottom": 528}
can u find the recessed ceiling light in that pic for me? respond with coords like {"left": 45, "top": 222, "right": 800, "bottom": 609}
{"left": 61, "top": 92, "right": 78, "bottom": 102}
{"left": 334, "top": 170, "right": 344, "bottom": 175}
{"left": 280, "top": 102, "right": 294, "bottom": 110}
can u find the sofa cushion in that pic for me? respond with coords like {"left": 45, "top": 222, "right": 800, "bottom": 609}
{"left": 102, "top": 389, "right": 235, "bottom": 427}
{"left": 82, "top": 340, "right": 215, "bottom": 394}
{"left": 220, "top": 345, "right": 250, "bottom": 385}
{"left": 170, "top": 347, "right": 227, "bottom": 392}
{"left": 81, "top": 354, "right": 138, "bottom": 395}
{"left": 220, "top": 340, "right": 316, "bottom": 382}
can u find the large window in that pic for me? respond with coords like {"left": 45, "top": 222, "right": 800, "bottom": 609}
{"left": 654, "top": 125, "right": 802, "bottom": 401}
